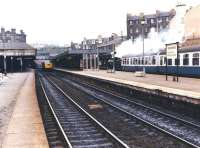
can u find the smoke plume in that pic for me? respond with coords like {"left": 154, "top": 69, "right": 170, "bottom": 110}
{"left": 116, "top": 3, "right": 188, "bottom": 57}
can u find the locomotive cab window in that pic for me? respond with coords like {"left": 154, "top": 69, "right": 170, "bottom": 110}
{"left": 192, "top": 53, "right": 199, "bottom": 66}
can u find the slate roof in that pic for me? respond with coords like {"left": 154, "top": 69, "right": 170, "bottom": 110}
{"left": 127, "top": 11, "right": 172, "bottom": 20}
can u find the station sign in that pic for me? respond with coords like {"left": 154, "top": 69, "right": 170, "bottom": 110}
{"left": 165, "top": 42, "right": 179, "bottom": 82}
{"left": 166, "top": 43, "right": 178, "bottom": 59}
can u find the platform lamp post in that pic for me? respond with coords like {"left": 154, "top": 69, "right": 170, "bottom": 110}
{"left": 11, "top": 56, "right": 13, "bottom": 73}
{"left": 3, "top": 49, "right": 7, "bottom": 76}
{"left": 111, "top": 34, "right": 116, "bottom": 73}
{"left": 141, "top": 15, "right": 146, "bottom": 73}
{"left": 82, "top": 38, "right": 87, "bottom": 70}
{"left": 97, "top": 35, "right": 102, "bottom": 71}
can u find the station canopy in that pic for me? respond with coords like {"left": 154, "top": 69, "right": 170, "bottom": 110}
{"left": 0, "top": 42, "right": 36, "bottom": 56}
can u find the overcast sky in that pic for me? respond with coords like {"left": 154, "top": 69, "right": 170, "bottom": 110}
{"left": 0, "top": 0, "right": 199, "bottom": 45}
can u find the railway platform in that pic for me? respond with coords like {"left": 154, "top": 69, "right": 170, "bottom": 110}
{"left": 55, "top": 68, "right": 200, "bottom": 104}
{"left": 1, "top": 71, "right": 48, "bottom": 148}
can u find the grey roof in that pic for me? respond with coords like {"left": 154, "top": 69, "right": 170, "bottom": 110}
{"left": 127, "top": 12, "right": 172, "bottom": 20}
{"left": 0, "top": 42, "right": 36, "bottom": 50}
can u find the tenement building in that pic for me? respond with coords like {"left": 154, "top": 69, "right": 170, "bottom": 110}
{"left": 0, "top": 28, "right": 26, "bottom": 43}
{"left": 127, "top": 9, "right": 176, "bottom": 40}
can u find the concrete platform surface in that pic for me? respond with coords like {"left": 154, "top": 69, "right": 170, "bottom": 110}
{"left": 0, "top": 73, "right": 30, "bottom": 146}
{"left": 56, "top": 68, "right": 200, "bottom": 103}
{"left": 2, "top": 72, "right": 49, "bottom": 148}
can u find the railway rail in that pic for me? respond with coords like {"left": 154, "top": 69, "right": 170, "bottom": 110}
{"left": 65, "top": 75, "right": 200, "bottom": 147}
{"left": 48, "top": 70, "right": 200, "bottom": 148}
{"left": 36, "top": 75, "right": 67, "bottom": 147}
{"left": 59, "top": 72, "right": 200, "bottom": 128}
{"left": 38, "top": 72, "right": 128, "bottom": 148}
{"left": 43, "top": 71, "right": 196, "bottom": 147}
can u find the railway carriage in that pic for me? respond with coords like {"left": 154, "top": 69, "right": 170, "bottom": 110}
{"left": 121, "top": 46, "right": 200, "bottom": 77}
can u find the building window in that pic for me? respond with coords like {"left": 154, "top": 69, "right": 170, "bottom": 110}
{"left": 145, "top": 28, "right": 148, "bottom": 32}
{"left": 135, "top": 28, "right": 139, "bottom": 33}
{"left": 130, "top": 20, "right": 133, "bottom": 25}
{"left": 192, "top": 53, "right": 199, "bottom": 66}
{"left": 166, "top": 17, "right": 169, "bottom": 22}
{"left": 151, "top": 19, "right": 154, "bottom": 24}
{"left": 130, "top": 28, "right": 133, "bottom": 34}
{"left": 183, "top": 54, "right": 189, "bottom": 65}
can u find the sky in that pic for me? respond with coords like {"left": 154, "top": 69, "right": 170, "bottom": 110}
{"left": 0, "top": 0, "right": 199, "bottom": 45}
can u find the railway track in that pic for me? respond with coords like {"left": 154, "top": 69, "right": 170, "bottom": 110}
{"left": 49, "top": 71, "right": 200, "bottom": 147}
{"left": 59, "top": 72, "right": 200, "bottom": 128}
{"left": 36, "top": 77, "right": 67, "bottom": 148}
{"left": 44, "top": 71, "right": 195, "bottom": 148}
{"left": 38, "top": 72, "right": 128, "bottom": 148}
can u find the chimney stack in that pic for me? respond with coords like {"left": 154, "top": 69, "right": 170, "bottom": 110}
{"left": 11, "top": 28, "right": 16, "bottom": 34}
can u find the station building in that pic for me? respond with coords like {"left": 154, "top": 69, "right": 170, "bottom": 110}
{"left": 53, "top": 34, "right": 125, "bottom": 70}
{"left": 0, "top": 28, "right": 36, "bottom": 73}
{"left": 127, "top": 9, "right": 175, "bottom": 40}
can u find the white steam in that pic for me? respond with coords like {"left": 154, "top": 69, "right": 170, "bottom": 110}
{"left": 116, "top": 3, "right": 188, "bottom": 57}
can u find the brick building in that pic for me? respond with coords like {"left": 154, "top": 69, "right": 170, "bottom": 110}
{"left": 0, "top": 28, "right": 26, "bottom": 43}
{"left": 127, "top": 9, "right": 176, "bottom": 40}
